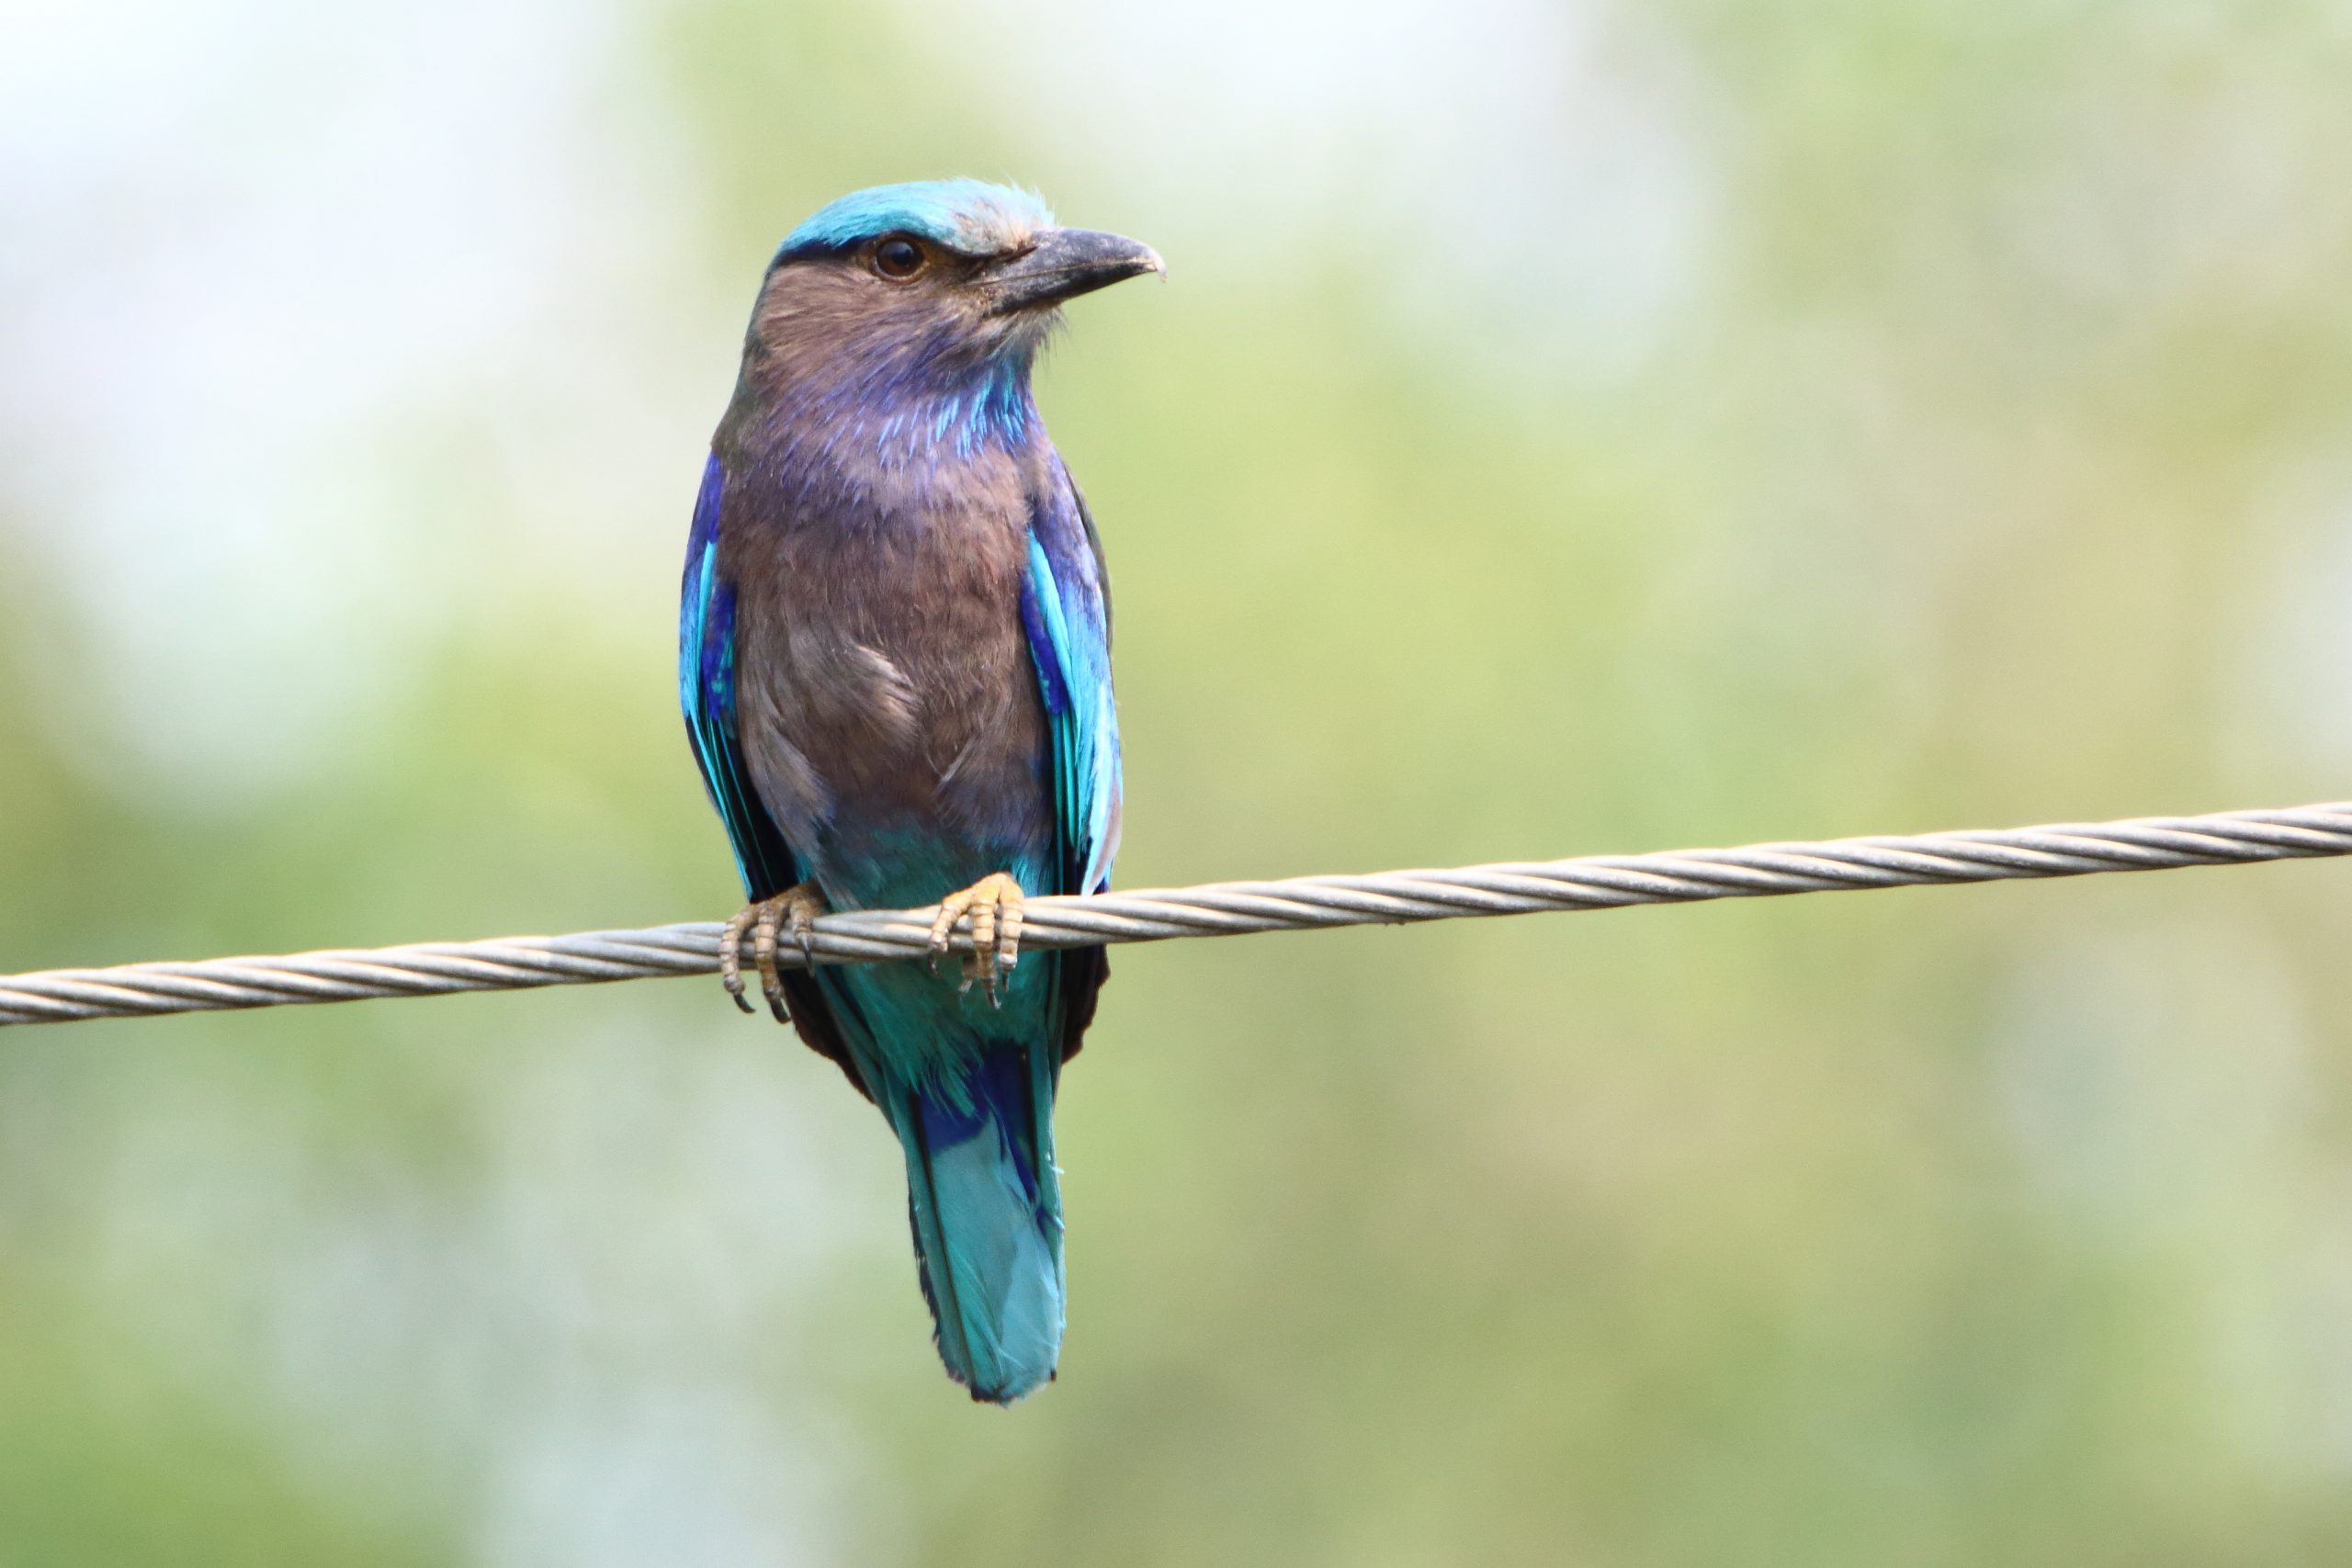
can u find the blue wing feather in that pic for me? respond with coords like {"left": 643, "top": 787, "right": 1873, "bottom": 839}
{"left": 680, "top": 451, "right": 798, "bottom": 899}
{"left": 1018, "top": 464, "right": 1122, "bottom": 898}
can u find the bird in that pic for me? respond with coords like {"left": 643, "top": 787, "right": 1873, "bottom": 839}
{"left": 678, "top": 180, "right": 1159, "bottom": 1403}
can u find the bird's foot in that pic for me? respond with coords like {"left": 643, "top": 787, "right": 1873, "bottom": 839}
{"left": 720, "top": 882, "right": 828, "bottom": 1022}
{"left": 928, "top": 872, "right": 1025, "bottom": 1004}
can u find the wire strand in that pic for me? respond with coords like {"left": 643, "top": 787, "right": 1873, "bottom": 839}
{"left": 4, "top": 799, "right": 2347, "bottom": 1028}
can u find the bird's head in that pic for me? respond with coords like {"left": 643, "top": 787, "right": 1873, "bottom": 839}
{"left": 741, "top": 180, "right": 1162, "bottom": 403}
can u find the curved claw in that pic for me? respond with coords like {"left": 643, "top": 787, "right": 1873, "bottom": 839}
{"left": 752, "top": 905, "right": 786, "bottom": 1022}
{"left": 720, "top": 883, "right": 829, "bottom": 1021}
{"left": 928, "top": 872, "right": 1025, "bottom": 1006}
{"left": 719, "top": 906, "right": 758, "bottom": 1014}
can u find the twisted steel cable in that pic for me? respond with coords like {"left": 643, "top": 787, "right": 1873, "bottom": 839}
{"left": 3, "top": 800, "right": 2347, "bottom": 1029}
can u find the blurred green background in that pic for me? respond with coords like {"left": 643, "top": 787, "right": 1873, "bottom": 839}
{"left": 5, "top": 0, "right": 2352, "bottom": 1562}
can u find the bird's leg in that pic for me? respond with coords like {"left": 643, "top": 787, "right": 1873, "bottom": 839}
{"left": 928, "top": 872, "right": 1025, "bottom": 1004}
{"left": 720, "top": 882, "right": 828, "bottom": 1022}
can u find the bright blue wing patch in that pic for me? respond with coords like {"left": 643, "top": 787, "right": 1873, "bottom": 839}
{"left": 1017, "top": 477, "right": 1121, "bottom": 897}
{"left": 680, "top": 451, "right": 798, "bottom": 898}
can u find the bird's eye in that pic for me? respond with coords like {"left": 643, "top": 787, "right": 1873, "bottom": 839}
{"left": 872, "top": 237, "right": 927, "bottom": 280}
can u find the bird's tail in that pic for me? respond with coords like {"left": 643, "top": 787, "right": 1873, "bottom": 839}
{"left": 891, "top": 1041, "right": 1065, "bottom": 1404}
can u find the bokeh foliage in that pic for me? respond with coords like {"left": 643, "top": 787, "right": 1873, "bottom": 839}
{"left": 5, "top": 1, "right": 2352, "bottom": 1562}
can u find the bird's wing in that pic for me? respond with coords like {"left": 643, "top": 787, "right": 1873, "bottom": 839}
{"left": 681, "top": 451, "right": 876, "bottom": 1097}
{"left": 679, "top": 452, "right": 801, "bottom": 898}
{"left": 1019, "top": 459, "right": 1123, "bottom": 901}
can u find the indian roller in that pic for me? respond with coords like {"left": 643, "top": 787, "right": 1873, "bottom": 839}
{"left": 678, "top": 181, "right": 1158, "bottom": 1403}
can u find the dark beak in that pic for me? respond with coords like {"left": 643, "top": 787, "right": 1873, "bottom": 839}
{"left": 983, "top": 228, "right": 1164, "bottom": 314}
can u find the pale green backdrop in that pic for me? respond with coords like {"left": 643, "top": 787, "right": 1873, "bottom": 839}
{"left": 4, "top": 1, "right": 2352, "bottom": 1562}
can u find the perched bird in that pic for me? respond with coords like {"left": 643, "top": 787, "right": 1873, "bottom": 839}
{"left": 678, "top": 180, "right": 1159, "bottom": 1402}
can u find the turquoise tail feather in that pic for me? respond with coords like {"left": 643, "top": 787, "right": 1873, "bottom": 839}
{"left": 891, "top": 1040, "right": 1065, "bottom": 1403}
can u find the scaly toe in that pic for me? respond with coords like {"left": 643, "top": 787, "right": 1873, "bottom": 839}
{"left": 928, "top": 895, "right": 969, "bottom": 962}
{"left": 721, "top": 886, "right": 832, "bottom": 1021}
{"left": 983, "top": 893, "right": 1023, "bottom": 1008}
{"left": 780, "top": 886, "right": 823, "bottom": 968}
{"left": 752, "top": 905, "right": 789, "bottom": 1024}
{"left": 993, "top": 895, "right": 1024, "bottom": 973}
{"left": 719, "top": 907, "right": 756, "bottom": 1015}
{"left": 929, "top": 874, "right": 1024, "bottom": 1005}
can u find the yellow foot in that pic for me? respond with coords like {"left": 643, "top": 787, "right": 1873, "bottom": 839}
{"left": 928, "top": 872, "right": 1025, "bottom": 1004}
{"left": 720, "top": 882, "right": 828, "bottom": 1022}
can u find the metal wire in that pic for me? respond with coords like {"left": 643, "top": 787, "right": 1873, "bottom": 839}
{"left": 4, "top": 800, "right": 2347, "bottom": 1029}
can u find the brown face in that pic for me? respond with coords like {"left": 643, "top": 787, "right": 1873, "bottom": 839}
{"left": 746, "top": 226, "right": 1163, "bottom": 386}
{"left": 748, "top": 232, "right": 1022, "bottom": 384}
